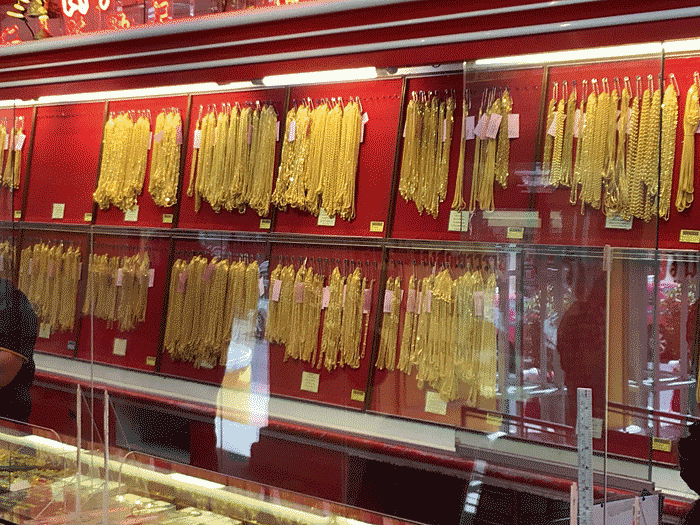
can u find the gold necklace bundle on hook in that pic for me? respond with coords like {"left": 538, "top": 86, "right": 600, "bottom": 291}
{"left": 18, "top": 241, "right": 81, "bottom": 335}
{"left": 676, "top": 72, "right": 699, "bottom": 213}
{"left": 659, "top": 74, "right": 679, "bottom": 221}
{"left": 451, "top": 89, "right": 470, "bottom": 211}
{"left": 149, "top": 108, "right": 182, "bottom": 208}
{"left": 0, "top": 241, "right": 15, "bottom": 281}
{"left": 1, "top": 116, "right": 24, "bottom": 190}
{"left": 94, "top": 111, "right": 152, "bottom": 212}
{"left": 643, "top": 76, "right": 662, "bottom": 222}
{"left": 399, "top": 91, "right": 456, "bottom": 218}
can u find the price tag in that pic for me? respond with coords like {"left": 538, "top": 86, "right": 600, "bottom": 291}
{"left": 360, "top": 112, "right": 369, "bottom": 143}
{"left": 423, "top": 290, "right": 432, "bottom": 313}
{"left": 474, "top": 114, "right": 489, "bottom": 139}
{"left": 258, "top": 277, "right": 265, "bottom": 297}
{"left": 507, "top": 226, "right": 524, "bottom": 239}
{"left": 146, "top": 356, "right": 156, "bottom": 367}
{"left": 259, "top": 218, "right": 271, "bottom": 230}
{"left": 10, "top": 480, "right": 31, "bottom": 492}
{"left": 124, "top": 205, "right": 139, "bottom": 222}
{"left": 448, "top": 210, "right": 464, "bottom": 232}
{"left": 652, "top": 437, "right": 672, "bottom": 453}
{"left": 441, "top": 117, "right": 447, "bottom": 142}
{"left": 486, "top": 413, "right": 503, "bottom": 427}
{"left": 276, "top": 120, "right": 280, "bottom": 142}
{"left": 83, "top": 213, "right": 92, "bottom": 222}
{"left": 52, "top": 203, "right": 65, "bottom": 219}
{"left": 113, "top": 338, "right": 127, "bottom": 356}
{"left": 193, "top": 129, "right": 202, "bottom": 149}
{"left": 383, "top": 290, "right": 394, "bottom": 313}
{"left": 680, "top": 229, "right": 700, "bottom": 244}
{"left": 322, "top": 286, "right": 331, "bottom": 309}
{"left": 485, "top": 113, "right": 502, "bottom": 139}
{"left": 148, "top": 132, "right": 152, "bottom": 150}
{"left": 473, "top": 291, "right": 484, "bottom": 317}
{"left": 508, "top": 113, "right": 520, "bottom": 139}
{"left": 300, "top": 371, "right": 319, "bottom": 393}
{"left": 67, "top": 341, "right": 76, "bottom": 351}
{"left": 362, "top": 288, "right": 372, "bottom": 314}
{"left": 294, "top": 282, "right": 304, "bottom": 303}
{"left": 162, "top": 214, "right": 173, "bottom": 224}
{"left": 13, "top": 210, "right": 21, "bottom": 219}
{"left": 177, "top": 271, "right": 188, "bottom": 293}
{"left": 288, "top": 120, "right": 296, "bottom": 142}
{"left": 271, "top": 279, "right": 282, "bottom": 301}
{"left": 547, "top": 113, "right": 558, "bottom": 136}
{"left": 175, "top": 125, "right": 183, "bottom": 145}
{"left": 202, "top": 261, "right": 215, "bottom": 282}
{"left": 39, "top": 322, "right": 51, "bottom": 339}
{"left": 153, "top": 131, "right": 164, "bottom": 143}
{"left": 14, "top": 133, "right": 25, "bottom": 150}
{"left": 605, "top": 216, "right": 633, "bottom": 230}
{"left": 317, "top": 209, "right": 336, "bottom": 227}
{"left": 425, "top": 390, "right": 447, "bottom": 415}
{"left": 572, "top": 109, "right": 582, "bottom": 138}
{"left": 463, "top": 115, "right": 475, "bottom": 141}
{"left": 369, "top": 221, "right": 384, "bottom": 232}
{"left": 351, "top": 389, "right": 366, "bottom": 402}
{"left": 406, "top": 288, "right": 416, "bottom": 313}
{"left": 148, "top": 269, "right": 155, "bottom": 287}
{"left": 115, "top": 268, "right": 124, "bottom": 286}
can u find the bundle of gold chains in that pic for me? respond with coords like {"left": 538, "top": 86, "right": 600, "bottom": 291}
{"left": 82, "top": 252, "right": 151, "bottom": 332}
{"left": 0, "top": 116, "right": 24, "bottom": 190}
{"left": 94, "top": 111, "right": 152, "bottom": 212}
{"left": 676, "top": 73, "right": 700, "bottom": 213}
{"left": 266, "top": 261, "right": 373, "bottom": 372}
{"left": 149, "top": 108, "right": 183, "bottom": 208}
{"left": 468, "top": 89, "right": 513, "bottom": 213}
{"left": 659, "top": 77, "right": 679, "bottom": 221}
{"left": 0, "top": 241, "right": 15, "bottom": 281}
{"left": 383, "top": 262, "right": 497, "bottom": 404}
{"left": 273, "top": 98, "right": 364, "bottom": 221}
{"left": 18, "top": 242, "right": 81, "bottom": 335}
{"left": 164, "top": 255, "right": 259, "bottom": 368}
{"left": 400, "top": 92, "right": 456, "bottom": 217}
{"left": 187, "top": 102, "right": 278, "bottom": 217}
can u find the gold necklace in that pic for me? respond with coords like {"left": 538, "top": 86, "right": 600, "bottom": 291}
{"left": 659, "top": 80, "right": 678, "bottom": 220}
{"left": 542, "top": 83, "right": 557, "bottom": 181}
{"left": 677, "top": 78, "right": 699, "bottom": 212}
{"left": 549, "top": 87, "right": 566, "bottom": 187}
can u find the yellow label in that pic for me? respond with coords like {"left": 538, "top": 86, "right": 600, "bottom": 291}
{"left": 680, "top": 229, "right": 700, "bottom": 244}
{"left": 145, "top": 356, "right": 156, "bottom": 366}
{"left": 162, "top": 214, "right": 173, "bottom": 224}
{"left": 317, "top": 209, "right": 336, "bottom": 227}
{"left": 83, "top": 213, "right": 93, "bottom": 222}
{"left": 300, "top": 371, "right": 320, "bottom": 393}
{"left": 13, "top": 210, "right": 21, "bottom": 220}
{"left": 652, "top": 437, "right": 672, "bottom": 453}
{"left": 38, "top": 322, "right": 51, "bottom": 339}
{"left": 351, "top": 389, "right": 366, "bottom": 402}
{"left": 259, "top": 219, "right": 272, "bottom": 230}
{"left": 112, "top": 338, "right": 127, "bottom": 356}
{"left": 51, "top": 203, "right": 65, "bottom": 220}
{"left": 369, "top": 221, "right": 385, "bottom": 233}
{"left": 507, "top": 226, "right": 524, "bottom": 239}
{"left": 486, "top": 413, "right": 503, "bottom": 427}
{"left": 424, "top": 390, "right": 447, "bottom": 415}
{"left": 124, "top": 205, "right": 139, "bottom": 222}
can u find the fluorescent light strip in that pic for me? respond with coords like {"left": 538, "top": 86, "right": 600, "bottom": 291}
{"left": 474, "top": 42, "right": 662, "bottom": 66}
{"left": 24, "top": 434, "right": 78, "bottom": 453}
{"left": 169, "top": 472, "right": 226, "bottom": 490}
{"left": 262, "top": 67, "right": 377, "bottom": 86}
{"left": 662, "top": 37, "right": 700, "bottom": 53}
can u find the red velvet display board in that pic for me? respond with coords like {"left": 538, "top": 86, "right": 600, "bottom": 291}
{"left": 273, "top": 78, "right": 402, "bottom": 238}
{"left": 157, "top": 237, "right": 268, "bottom": 385}
{"left": 369, "top": 249, "right": 499, "bottom": 428}
{"left": 95, "top": 96, "right": 189, "bottom": 229}
{"left": 21, "top": 229, "right": 89, "bottom": 358}
{"left": 25, "top": 103, "right": 105, "bottom": 224}
{"left": 535, "top": 58, "right": 662, "bottom": 248}
{"left": 177, "top": 88, "right": 286, "bottom": 232}
{"left": 392, "top": 69, "right": 543, "bottom": 243}
{"left": 266, "top": 243, "right": 382, "bottom": 409}
{"left": 0, "top": 106, "right": 34, "bottom": 220}
{"left": 658, "top": 55, "right": 700, "bottom": 250}
{"left": 75, "top": 235, "right": 170, "bottom": 371}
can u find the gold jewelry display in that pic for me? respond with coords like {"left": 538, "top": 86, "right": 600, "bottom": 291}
{"left": 560, "top": 83, "right": 577, "bottom": 189}
{"left": 399, "top": 92, "right": 455, "bottom": 218}
{"left": 676, "top": 73, "right": 699, "bottom": 213}
{"left": 643, "top": 78, "right": 662, "bottom": 222}
{"left": 149, "top": 108, "right": 182, "bottom": 208}
{"left": 376, "top": 276, "right": 400, "bottom": 371}
{"left": 496, "top": 89, "right": 512, "bottom": 189}
{"left": 659, "top": 76, "right": 679, "bottom": 221}
{"left": 273, "top": 98, "right": 363, "bottom": 221}
{"left": 1, "top": 116, "right": 24, "bottom": 190}
{"left": 549, "top": 83, "right": 566, "bottom": 187}
{"left": 626, "top": 77, "right": 642, "bottom": 218}
{"left": 451, "top": 92, "right": 469, "bottom": 211}
{"left": 542, "top": 83, "right": 558, "bottom": 182}
{"left": 19, "top": 241, "right": 81, "bottom": 335}
{"left": 94, "top": 111, "right": 152, "bottom": 212}
{"left": 0, "top": 241, "right": 15, "bottom": 281}
{"left": 164, "top": 254, "right": 259, "bottom": 368}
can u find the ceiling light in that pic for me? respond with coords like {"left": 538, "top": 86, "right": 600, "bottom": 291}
{"left": 262, "top": 67, "right": 377, "bottom": 87}
{"left": 475, "top": 42, "right": 662, "bottom": 66}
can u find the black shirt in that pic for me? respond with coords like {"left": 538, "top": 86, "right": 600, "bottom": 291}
{"left": 0, "top": 280, "right": 37, "bottom": 422}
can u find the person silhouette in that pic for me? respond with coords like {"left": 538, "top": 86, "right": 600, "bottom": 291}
{"left": 678, "top": 421, "right": 700, "bottom": 524}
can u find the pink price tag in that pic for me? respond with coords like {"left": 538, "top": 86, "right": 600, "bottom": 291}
{"left": 287, "top": 120, "right": 296, "bottom": 142}
{"left": 406, "top": 288, "right": 416, "bottom": 313}
{"left": 508, "top": 114, "right": 520, "bottom": 139}
{"left": 276, "top": 120, "right": 280, "bottom": 142}
{"left": 258, "top": 277, "right": 265, "bottom": 297}
{"left": 115, "top": 268, "right": 123, "bottom": 286}
{"left": 343, "top": 284, "right": 347, "bottom": 304}
{"left": 362, "top": 288, "right": 372, "bottom": 314}
{"left": 271, "top": 279, "right": 282, "bottom": 301}
{"left": 473, "top": 291, "right": 484, "bottom": 317}
{"left": 383, "top": 290, "right": 394, "bottom": 313}
{"left": 294, "top": 282, "right": 304, "bottom": 303}
{"left": 423, "top": 290, "right": 432, "bottom": 313}
{"left": 177, "top": 271, "right": 187, "bottom": 293}
{"left": 321, "top": 286, "right": 331, "bottom": 309}
{"left": 193, "top": 129, "right": 202, "bottom": 149}
{"left": 474, "top": 114, "right": 489, "bottom": 139}
{"left": 175, "top": 125, "right": 183, "bottom": 145}
{"left": 153, "top": 131, "right": 164, "bottom": 143}
{"left": 574, "top": 110, "right": 582, "bottom": 138}
{"left": 148, "top": 268, "right": 155, "bottom": 287}
{"left": 442, "top": 117, "right": 447, "bottom": 142}
{"left": 202, "top": 261, "right": 215, "bottom": 282}
{"left": 485, "top": 113, "right": 502, "bottom": 139}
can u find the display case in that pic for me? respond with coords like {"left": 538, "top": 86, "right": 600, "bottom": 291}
{"left": 2, "top": 3, "right": 700, "bottom": 524}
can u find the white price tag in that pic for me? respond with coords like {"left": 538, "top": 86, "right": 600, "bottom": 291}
{"left": 425, "top": 390, "right": 447, "bottom": 415}
{"left": 258, "top": 277, "right": 265, "bottom": 297}
{"left": 361, "top": 111, "right": 369, "bottom": 143}
{"left": 14, "top": 133, "right": 25, "bottom": 151}
{"left": 148, "top": 132, "right": 152, "bottom": 150}
{"left": 300, "top": 371, "right": 319, "bottom": 393}
{"left": 362, "top": 288, "right": 372, "bottom": 314}
{"left": 474, "top": 114, "right": 489, "bottom": 139}
{"left": 464, "top": 115, "right": 475, "bottom": 141}
{"left": 115, "top": 268, "right": 124, "bottom": 286}
{"left": 317, "top": 208, "right": 336, "bottom": 227}
{"left": 193, "top": 129, "right": 202, "bottom": 149}
{"left": 383, "top": 290, "right": 394, "bottom": 313}
{"left": 442, "top": 117, "right": 447, "bottom": 142}
{"left": 423, "top": 290, "right": 432, "bottom": 313}
{"left": 148, "top": 268, "right": 155, "bottom": 287}
{"left": 508, "top": 113, "right": 519, "bottom": 139}
{"left": 406, "top": 288, "right": 416, "bottom": 313}
{"left": 322, "top": 286, "right": 331, "bottom": 309}
{"left": 547, "top": 113, "right": 558, "bottom": 137}
{"left": 51, "top": 203, "right": 65, "bottom": 220}
{"left": 288, "top": 120, "right": 296, "bottom": 142}
{"left": 124, "top": 205, "right": 139, "bottom": 222}
{"left": 271, "top": 279, "right": 282, "bottom": 301}
{"left": 39, "top": 322, "right": 51, "bottom": 339}
{"left": 276, "top": 120, "right": 280, "bottom": 142}
{"left": 573, "top": 109, "right": 582, "bottom": 138}
{"left": 485, "top": 113, "right": 502, "bottom": 139}
{"left": 113, "top": 338, "right": 127, "bottom": 356}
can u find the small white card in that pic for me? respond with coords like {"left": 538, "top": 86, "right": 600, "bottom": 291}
{"left": 485, "top": 113, "right": 502, "bottom": 139}
{"left": 300, "top": 371, "right": 319, "bottom": 393}
{"left": 425, "top": 390, "right": 447, "bottom": 415}
{"left": 124, "top": 205, "right": 139, "bottom": 222}
{"left": 317, "top": 208, "right": 336, "bottom": 227}
{"left": 14, "top": 133, "right": 25, "bottom": 151}
{"left": 113, "top": 338, "right": 127, "bottom": 356}
{"left": 51, "top": 203, "right": 65, "bottom": 220}
{"left": 463, "top": 115, "right": 476, "bottom": 141}
{"left": 148, "top": 268, "right": 155, "bottom": 287}
{"left": 271, "top": 279, "right": 282, "bottom": 301}
{"left": 547, "top": 113, "right": 558, "bottom": 136}
{"left": 508, "top": 113, "right": 520, "bottom": 139}
{"left": 39, "top": 322, "right": 51, "bottom": 339}
{"left": 193, "top": 129, "right": 202, "bottom": 149}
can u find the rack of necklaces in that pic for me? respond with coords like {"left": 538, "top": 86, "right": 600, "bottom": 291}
{"left": 542, "top": 73, "right": 684, "bottom": 222}
{"left": 0, "top": 116, "right": 26, "bottom": 191}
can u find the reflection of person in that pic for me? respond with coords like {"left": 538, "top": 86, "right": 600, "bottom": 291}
{"left": 678, "top": 421, "right": 700, "bottom": 524}
{"left": 556, "top": 272, "right": 606, "bottom": 430}
{"left": 0, "top": 279, "right": 37, "bottom": 422}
